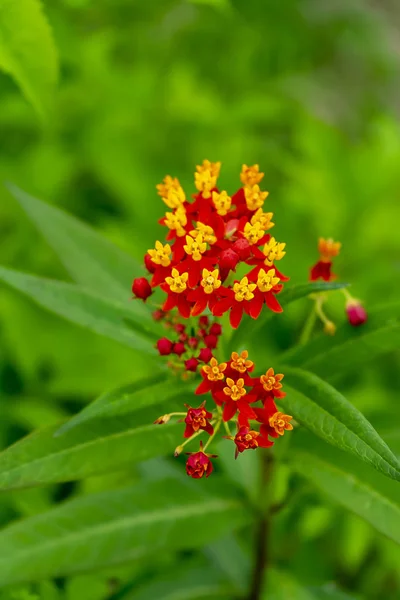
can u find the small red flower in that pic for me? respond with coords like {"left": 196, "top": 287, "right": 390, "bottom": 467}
{"left": 346, "top": 300, "right": 367, "bottom": 327}
{"left": 183, "top": 402, "right": 214, "bottom": 438}
{"left": 310, "top": 238, "right": 341, "bottom": 282}
{"left": 173, "top": 342, "right": 186, "bottom": 356}
{"left": 232, "top": 426, "right": 273, "bottom": 458}
{"left": 132, "top": 277, "right": 152, "bottom": 300}
{"left": 186, "top": 442, "right": 216, "bottom": 478}
{"left": 184, "top": 357, "right": 199, "bottom": 372}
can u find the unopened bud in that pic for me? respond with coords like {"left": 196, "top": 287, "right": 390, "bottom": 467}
{"left": 204, "top": 334, "right": 218, "bottom": 349}
{"left": 132, "top": 277, "right": 152, "bottom": 301}
{"left": 185, "top": 357, "right": 199, "bottom": 372}
{"left": 324, "top": 321, "right": 336, "bottom": 336}
{"left": 144, "top": 253, "right": 156, "bottom": 274}
{"left": 346, "top": 300, "right": 367, "bottom": 327}
{"left": 173, "top": 342, "right": 186, "bottom": 357}
{"left": 219, "top": 247, "right": 240, "bottom": 271}
{"left": 156, "top": 337, "right": 173, "bottom": 355}
{"left": 174, "top": 444, "right": 184, "bottom": 457}
{"left": 209, "top": 323, "right": 222, "bottom": 336}
{"left": 233, "top": 238, "right": 251, "bottom": 260}
{"left": 198, "top": 347, "right": 213, "bottom": 363}
{"left": 154, "top": 414, "right": 171, "bottom": 425}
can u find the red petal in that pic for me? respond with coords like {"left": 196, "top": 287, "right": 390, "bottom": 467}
{"left": 184, "top": 424, "right": 194, "bottom": 438}
{"left": 223, "top": 400, "right": 237, "bottom": 422}
{"left": 162, "top": 294, "right": 177, "bottom": 312}
{"left": 230, "top": 303, "right": 244, "bottom": 328}
{"left": 191, "top": 297, "right": 208, "bottom": 316}
{"left": 248, "top": 293, "right": 264, "bottom": 319}
{"left": 264, "top": 292, "right": 283, "bottom": 313}
{"left": 212, "top": 297, "right": 233, "bottom": 317}
{"left": 195, "top": 379, "right": 211, "bottom": 395}
{"left": 177, "top": 295, "right": 192, "bottom": 318}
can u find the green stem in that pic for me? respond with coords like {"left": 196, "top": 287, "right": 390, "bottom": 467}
{"left": 299, "top": 301, "right": 317, "bottom": 345}
{"left": 203, "top": 418, "right": 222, "bottom": 452}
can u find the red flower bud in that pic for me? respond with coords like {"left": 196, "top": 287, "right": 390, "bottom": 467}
{"left": 174, "top": 323, "right": 186, "bottom": 334}
{"left": 198, "top": 347, "right": 213, "bottom": 363}
{"left": 209, "top": 323, "right": 222, "bottom": 336}
{"left": 156, "top": 337, "right": 173, "bottom": 355}
{"left": 346, "top": 300, "right": 367, "bottom": 327}
{"left": 198, "top": 328, "right": 207, "bottom": 338}
{"left": 219, "top": 247, "right": 240, "bottom": 271}
{"left": 144, "top": 253, "right": 156, "bottom": 273}
{"left": 199, "top": 316, "right": 209, "bottom": 327}
{"left": 184, "top": 357, "right": 199, "bottom": 372}
{"left": 173, "top": 342, "right": 186, "bottom": 356}
{"left": 179, "top": 333, "right": 188, "bottom": 343}
{"left": 188, "top": 336, "right": 199, "bottom": 349}
{"left": 204, "top": 334, "right": 218, "bottom": 349}
{"left": 132, "top": 277, "right": 152, "bottom": 301}
{"left": 233, "top": 238, "right": 251, "bottom": 260}
{"left": 152, "top": 309, "right": 165, "bottom": 321}
{"left": 186, "top": 450, "right": 214, "bottom": 478}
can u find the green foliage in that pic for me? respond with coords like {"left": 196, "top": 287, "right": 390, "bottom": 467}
{"left": 0, "top": 0, "right": 58, "bottom": 118}
{"left": 281, "top": 368, "right": 400, "bottom": 481}
{"left": 0, "top": 480, "right": 249, "bottom": 586}
{"left": 1, "top": 0, "right": 399, "bottom": 598}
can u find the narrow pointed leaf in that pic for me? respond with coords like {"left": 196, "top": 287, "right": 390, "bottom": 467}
{"left": 0, "top": 266, "right": 158, "bottom": 353}
{"left": 230, "top": 281, "right": 349, "bottom": 347}
{"left": 283, "top": 302, "right": 400, "bottom": 381}
{"left": 0, "top": 480, "right": 250, "bottom": 586}
{"left": 0, "top": 410, "right": 186, "bottom": 490}
{"left": 7, "top": 184, "right": 140, "bottom": 301}
{"left": 279, "top": 368, "right": 400, "bottom": 481}
{"left": 290, "top": 435, "right": 400, "bottom": 545}
{"left": 0, "top": 0, "right": 58, "bottom": 118}
{"left": 56, "top": 375, "right": 195, "bottom": 436}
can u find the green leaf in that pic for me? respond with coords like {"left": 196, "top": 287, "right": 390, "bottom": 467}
{"left": 0, "top": 266, "right": 158, "bottom": 354}
{"left": 279, "top": 368, "right": 400, "bottom": 481}
{"left": 0, "top": 0, "right": 58, "bottom": 118}
{"left": 230, "top": 281, "right": 349, "bottom": 348}
{"left": 7, "top": 184, "right": 140, "bottom": 301}
{"left": 0, "top": 410, "right": 187, "bottom": 490}
{"left": 265, "top": 568, "right": 315, "bottom": 600}
{"left": 56, "top": 375, "right": 195, "bottom": 436}
{"left": 282, "top": 302, "right": 400, "bottom": 381}
{"left": 290, "top": 434, "right": 400, "bottom": 545}
{"left": 0, "top": 480, "right": 250, "bottom": 586}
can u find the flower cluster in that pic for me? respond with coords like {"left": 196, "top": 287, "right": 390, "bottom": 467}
{"left": 154, "top": 313, "right": 222, "bottom": 375}
{"left": 132, "top": 161, "right": 288, "bottom": 328}
{"left": 309, "top": 237, "right": 367, "bottom": 330}
{"left": 155, "top": 351, "right": 293, "bottom": 478}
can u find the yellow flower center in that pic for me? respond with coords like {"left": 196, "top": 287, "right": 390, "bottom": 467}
{"left": 257, "top": 268, "right": 280, "bottom": 292}
{"left": 231, "top": 350, "right": 253, "bottom": 373}
{"left": 184, "top": 233, "right": 207, "bottom": 261}
{"left": 318, "top": 237, "right": 341, "bottom": 262}
{"left": 212, "top": 190, "right": 232, "bottom": 216}
{"left": 190, "top": 222, "right": 217, "bottom": 245}
{"left": 240, "top": 164, "right": 264, "bottom": 187}
{"left": 263, "top": 238, "right": 286, "bottom": 266}
{"left": 162, "top": 186, "right": 185, "bottom": 210}
{"left": 243, "top": 222, "right": 265, "bottom": 245}
{"left": 244, "top": 184, "right": 269, "bottom": 211}
{"left": 147, "top": 241, "right": 172, "bottom": 267}
{"left": 195, "top": 170, "right": 217, "bottom": 199}
{"left": 201, "top": 268, "right": 221, "bottom": 294}
{"left": 164, "top": 207, "right": 187, "bottom": 237}
{"left": 269, "top": 412, "right": 293, "bottom": 436}
{"left": 233, "top": 277, "right": 257, "bottom": 302}
{"left": 203, "top": 357, "right": 227, "bottom": 381}
{"left": 165, "top": 268, "right": 189, "bottom": 293}
{"left": 156, "top": 175, "right": 181, "bottom": 198}
{"left": 223, "top": 377, "right": 246, "bottom": 401}
{"left": 260, "top": 368, "right": 284, "bottom": 391}
{"left": 196, "top": 159, "right": 221, "bottom": 178}
{"left": 251, "top": 209, "right": 274, "bottom": 230}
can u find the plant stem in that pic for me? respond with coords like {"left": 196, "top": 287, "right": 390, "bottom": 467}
{"left": 203, "top": 418, "right": 222, "bottom": 452}
{"left": 247, "top": 452, "right": 274, "bottom": 600}
{"left": 299, "top": 301, "right": 317, "bottom": 345}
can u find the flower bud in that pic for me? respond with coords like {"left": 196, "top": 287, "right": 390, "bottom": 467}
{"left": 199, "top": 316, "right": 209, "bottom": 327}
{"left": 233, "top": 238, "right": 251, "bottom": 260}
{"left": 188, "top": 336, "right": 199, "bottom": 349}
{"left": 132, "top": 277, "right": 152, "bottom": 301}
{"left": 198, "top": 347, "right": 213, "bottom": 363}
{"left": 152, "top": 309, "right": 165, "bottom": 321}
{"left": 324, "top": 321, "right": 336, "bottom": 336}
{"left": 154, "top": 414, "right": 171, "bottom": 425}
{"left": 173, "top": 342, "right": 186, "bottom": 356}
{"left": 204, "top": 334, "right": 218, "bottom": 349}
{"left": 179, "top": 333, "right": 188, "bottom": 343}
{"left": 144, "top": 253, "right": 156, "bottom": 273}
{"left": 346, "top": 300, "right": 367, "bottom": 327}
{"left": 156, "top": 337, "right": 173, "bottom": 355}
{"left": 174, "top": 445, "right": 184, "bottom": 457}
{"left": 219, "top": 247, "right": 240, "bottom": 271}
{"left": 185, "top": 357, "right": 199, "bottom": 372}
{"left": 209, "top": 323, "right": 222, "bottom": 336}
{"left": 174, "top": 323, "right": 186, "bottom": 334}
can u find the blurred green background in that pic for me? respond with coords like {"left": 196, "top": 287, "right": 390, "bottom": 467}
{"left": 1, "top": 0, "right": 400, "bottom": 598}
